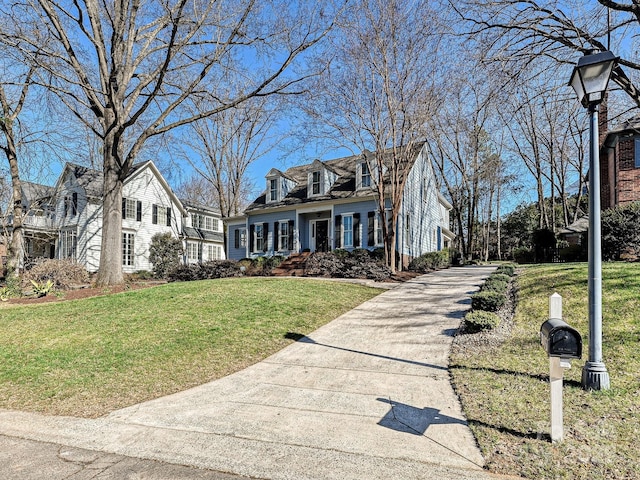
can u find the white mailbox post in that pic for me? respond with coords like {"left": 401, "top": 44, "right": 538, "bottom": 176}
{"left": 540, "top": 293, "right": 583, "bottom": 443}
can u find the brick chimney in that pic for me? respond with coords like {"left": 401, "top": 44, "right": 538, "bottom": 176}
{"left": 598, "top": 93, "right": 608, "bottom": 147}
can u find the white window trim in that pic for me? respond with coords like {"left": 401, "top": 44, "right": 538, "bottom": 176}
{"left": 309, "top": 170, "right": 322, "bottom": 197}
{"left": 254, "top": 224, "right": 264, "bottom": 253}
{"left": 278, "top": 219, "right": 290, "bottom": 251}
{"left": 342, "top": 214, "right": 354, "bottom": 248}
{"left": 122, "top": 231, "right": 135, "bottom": 266}
{"left": 358, "top": 161, "right": 372, "bottom": 189}
{"left": 268, "top": 177, "right": 280, "bottom": 203}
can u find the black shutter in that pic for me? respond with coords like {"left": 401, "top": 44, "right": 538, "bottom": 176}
{"left": 249, "top": 224, "right": 255, "bottom": 252}
{"left": 288, "top": 220, "right": 294, "bottom": 250}
{"left": 166, "top": 208, "right": 171, "bottom": 226}
{"left": 274, "top": 221, "right": 280, "bottom": 251}
{"left": 334, "top": 215, "right": 342, "bottom": 249}
{"left": 262, "top": 222, "right": 269, "bottom": 252}
{"left": 136, "top": 201, "right": 142, "bottom": 221}
{"left": 353, "top": 213, "right": 360, "bottom": 248}
{"left": 368, "top": 211, "right": 375, "bottom": 247}
{"left": 152, "top": 205, "right": 158, "bottom": 224}
{"left": 72, "top": 192, "right": 78, "bottom": 215}
{"left": 234, "top": 229, "right": 240, "bottom": 249}
{"left": 122, "top": 198, "right": 126, "bottom": 218}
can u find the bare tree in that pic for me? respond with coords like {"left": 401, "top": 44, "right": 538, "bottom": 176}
{"left": 0, "top": 55, "right": 36, "bottom": 276}
{"left": 302, "top": 0, "right": 441, "bottom": 272}
{"left": 2, "top": 0, "right": 337, "bottom": 285}
{"left": 181, "top": 96, "right": 280, "bottom": 218}
{"left": 451, "top": 0, "right": 640, "bottom": 108}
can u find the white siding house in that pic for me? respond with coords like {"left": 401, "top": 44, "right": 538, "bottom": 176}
{"left": 8, "top": 161, "right": 225, "bottom": 274}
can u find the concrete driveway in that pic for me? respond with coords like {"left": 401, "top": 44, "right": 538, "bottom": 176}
{"left": 0, "top": 265, "right": 520, "bottom": 479}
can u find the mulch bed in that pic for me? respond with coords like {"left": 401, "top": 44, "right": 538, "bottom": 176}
{"left": 6, "top": 282, "right": 163, "bottom": 305}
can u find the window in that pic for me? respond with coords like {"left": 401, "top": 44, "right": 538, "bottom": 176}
{"left": 279, "top": 222, "right": 289, "bottom": 251}
{"left": 64, "top": 193, "right": 78, "bottom": 217}
{"left": 192, "top": 213, "right": 218, "bottom": 231}
{"left": 269, "top": 178, "right": 279, "bottom": 202}
{"left": 122, "top": 232, "right": 134, "bottom": 266}
{"left": 361, "top": 162, "right": 371, "bottom": 188}
{"left": 59, "top": 229, "right": 77, "bottom": 259}
{"left": 311, "top": 171, "right": 321, "bottom": 195}
{"left": 343, "top": 215, "right": 353, "bottom": 248}
{"left": 208, "top": 244, "right": 222, "bottom": 260}
{"left": 123, "top": 198, "right": 141, "bottom": 221}
{"left": 255, "top": 224, "right": 264, "bottom": 252}
{"left": 234, "top": 228, "right": 247, "bottom": 249}
{"left": 186, "top": 242, "right": 201, "bottom": 262}
{"left": 153, "top": 205, "right": 170, "bottom": 226}
{"left": 405, "top": 214, "right": 411, "bottom": 246}
{"left": 375, "top": 213, "right": 384, "bottom": 246}
{"left": 635, "top": 138, "right": 640, "bottom": 168}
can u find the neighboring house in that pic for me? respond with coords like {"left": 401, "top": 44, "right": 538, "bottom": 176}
{"left": 600, "top": 112, "right": 640, "bottom": 209}
{"left": 4, "top": 161, "right": 225, "bottom": 273}
{"left": 226, "top": 144, "right": 454, "bottom": 266}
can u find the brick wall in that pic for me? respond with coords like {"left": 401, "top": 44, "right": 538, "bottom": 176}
{"left": 616, "top": 137, "right": 640, "bottom": 205}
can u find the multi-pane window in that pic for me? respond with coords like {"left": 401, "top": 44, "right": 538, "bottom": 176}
{"left": 269, "top": 178, "right": 279, "bottom": 202}
{"left": 124, "top": 198, "right": 137, "bottom": 220}
{"left": 157, "top": 206, "right": 167, "bottom": 225}
{"left": 193, "top": 214, "right": 219, "bottom": 231}
{"left": 64, "top": 193, "right": 78, "bottom": 217}
{"left": 239, "top": 228, "right": 247, "bottom": 247}
{"left": 342, "top": 215, "right": 353, "bottom": 248}
{"left": 279, "top": 222, "right": 289, "bottom": 251}
{"left": 361, "top": 162, "right": 371, "bottom": 188}
{"left": 255, "top": 224, "right": 264, "bottom": 252}
{"left": 186, "top": 242, "right": 201, "bottom": 262}
{"left": 311, "top": 171, "right": 321, "bottom": 195}
{"left": 122, "top": 232, "right": 134, "bottom": 266}
{"left": 208, "top": 244, "right": 222, "bottom": 260}
{"left": 375, "top": 213, "right": 384, "bottom": 246}
{"left": 635, "top": 138, "right": 640, "bottom": 168}
{"left": 59, "top": 229, "right": 77, "bottom": 259}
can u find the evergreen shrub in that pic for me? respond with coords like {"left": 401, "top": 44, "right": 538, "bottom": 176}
{"left": 471, "top": 290, "right": 506, "bottom": 312}
{"left": 464, "top": 310, "right": 501, "bottom": 333}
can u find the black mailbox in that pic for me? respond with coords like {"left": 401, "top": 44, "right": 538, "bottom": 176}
{"left": 540, "top": 318, "right": 582, "bottom": 359}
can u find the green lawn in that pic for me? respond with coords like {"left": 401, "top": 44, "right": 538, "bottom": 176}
{"left": 0, "top": 277, "right": 381, "bottom": 418}
{"left": 451, "top": 263, "right": 640, "bottom": 480}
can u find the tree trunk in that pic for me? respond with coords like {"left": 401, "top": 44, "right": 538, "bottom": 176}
{"left": 5, "top": 129, "right": 24, "bottom": 276}
{"left": 95, "top": 150, "right": 125, "bottom": 286}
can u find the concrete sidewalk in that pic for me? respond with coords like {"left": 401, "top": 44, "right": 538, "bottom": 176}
{"left": 0, "top": 265, "right": 518, "bottom": 479}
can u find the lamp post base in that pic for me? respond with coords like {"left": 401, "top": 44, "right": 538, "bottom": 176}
{"left": 582, "top": 362, "right": 610, "bottom": 390}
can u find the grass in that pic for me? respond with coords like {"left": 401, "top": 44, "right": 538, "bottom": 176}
{"left": 0, "top": 277, "right": 382, "bottom": 418}
{"left": 450, "top": 262, "right": 640, "bottom": 480}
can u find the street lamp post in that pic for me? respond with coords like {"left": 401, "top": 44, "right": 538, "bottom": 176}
{"left": 568, "top": 50, "right": 618, "bottom": 391}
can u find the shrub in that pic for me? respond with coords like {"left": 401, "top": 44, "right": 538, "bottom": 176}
{"left": 602, "top": 201, "right": 640, "bottom": 261}
{"left": 408, "top": 249, "right": 450, "bottom": 273}
{"left": 495, "top": 264, "right": 516, "bottom": 276}
{"left": 305, "top": 250, "right": 391, "bottom": 281}
{"left": 305, "top": 252, "right": 344, "bottom": 277}
{"left": 471, "top": 290, "right": 506, "bottom": 312}
{"left": 481, "top": 279, "right": 507, "bottom": 293}
{"left": 464, "top": 310, "right": 501, "bottom": 333}
{"left": 513, "top": 247, "right": 535, "bottom": 264}
{"left": 168, "top": 260, "right": 242, "bottom": 282}
{"left": 149, "top": 233, "right": 183, "bottom": 279}
{"left": 23, "top": 258, "right": 89, "bottom": 290}
{"left": 489, "top": 273, "right": 510, "bottom": 284}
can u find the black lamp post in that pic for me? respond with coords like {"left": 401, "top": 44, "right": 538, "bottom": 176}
{"left": 568, "top": 50, "right": 618, "bottom": 391}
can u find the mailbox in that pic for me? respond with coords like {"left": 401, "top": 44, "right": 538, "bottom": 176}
{"left": 540, "top": 318, "right": 582, "bottom": 359}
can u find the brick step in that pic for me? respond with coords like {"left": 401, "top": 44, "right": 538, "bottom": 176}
{"left": 272, "top": 252, "right": 311, "bottom": 276}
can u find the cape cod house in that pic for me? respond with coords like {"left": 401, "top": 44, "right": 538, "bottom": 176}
{"left": 4, "top": 161, "right": 225, "bottom": 273}
{"left": 226, "top": 144, "right": 454, "bottom": 266}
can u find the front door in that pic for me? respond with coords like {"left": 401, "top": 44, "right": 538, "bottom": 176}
{"left": 311, "top": 219, "right": 330, "bottom": 252}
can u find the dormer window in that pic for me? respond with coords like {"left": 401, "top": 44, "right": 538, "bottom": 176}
{"left": 361, "top": 162, "right": 371, "bottom": 188}
{"left": 311, "top": 171, "right": 321, "bottom": 195}
{"left": 269, "top": 178, "right": 279, "bottom": 202}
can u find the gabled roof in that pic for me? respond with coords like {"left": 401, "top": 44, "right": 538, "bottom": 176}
{"left": 21, "top": 181, "right": 55, "bottom": 206}
{"left": 54, "top": 161, "right": 188, "bottom": 216}
{"left": 244, "top": 145, "right": 425, "bottom": 212}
